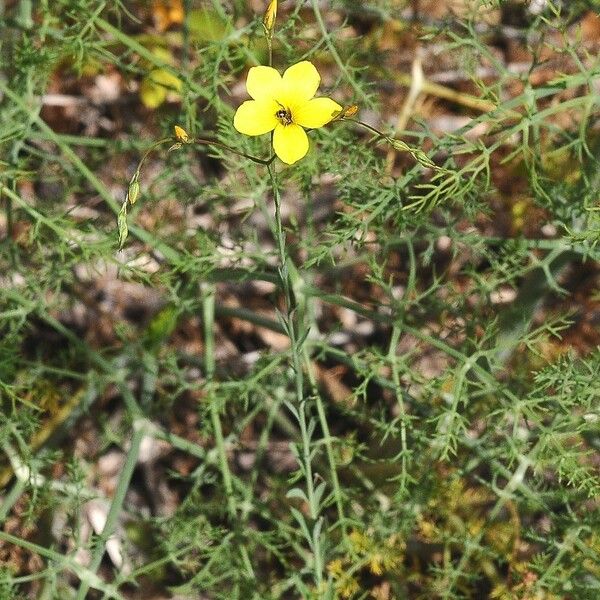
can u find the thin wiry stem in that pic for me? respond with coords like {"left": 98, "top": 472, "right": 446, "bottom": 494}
{"left": 191, "top": 137, "right": 275, "bottom": 165}
{"left": 267, "top": 162, "right": 324, "bottom": 587}
{"left": 310, "top": 0, "right": 370, "bottom": 104}
{"left": 202, "top": 284, "right": 237, "bottom": 519}
{"left": 202, "top": 283, "right": 255, "bottom": 578}
{"left": 75, "top": 422, "right": 146, "bottom": 600}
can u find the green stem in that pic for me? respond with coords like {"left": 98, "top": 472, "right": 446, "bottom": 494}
{"left": 208, "top": 0, "right": 228, "bottom": 23}
{"left": 0, "top": 478, "right": 28, "bottom": 524}
{"left": 191, "top": 137, "right": 274, "bottom": 165}
{"left": 310, "top": 0, "right": 370, "bottom": 104}
{"left": 302, "top": 344, "right": 347, "bottom": 540}
{"left": 296, "top": 182, "right": 346, "bottom": 537}
{"left": 3, "top": 185, "right": 16, "bottom": 267}
{"left": 267, "top": 163, "right": 323, "bottom": 586}
{"left": 341, "top": 117, "right": 390, "bottom": 141}
{"left": 75, "top": 423, "right": 146, "bottom": 600}
{"left": 202, "top": 284, "right": 237, "bottom": 519}
{"left": 0, "top": 531, "right": 125, "bottom": 599}
{"left": 94, "top": 17, "right": 211, "bottom": 102}
{"left": 0, "top": 185, "right": 72, "bottom": 238}
{"left": 267, "top": 36, "right": 273, "bottom": 68}
{"left": 202, "top": 283, "right": 254, "bottom": 577}
{"left": 182, "top": 0, "right": 191, "bottom": 71}
{"left": 388, "top": 326, "right": 409, "bottom": 491}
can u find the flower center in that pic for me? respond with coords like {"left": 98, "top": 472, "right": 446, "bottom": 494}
{"left": 275, "top": 107, "right": 293, "bottom": 126}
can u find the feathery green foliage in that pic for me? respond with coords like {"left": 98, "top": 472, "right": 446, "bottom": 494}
{"left": 1, "top": 1, "right": 599, "bottom": 598}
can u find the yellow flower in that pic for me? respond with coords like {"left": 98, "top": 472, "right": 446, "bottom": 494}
{"left": 233, "top": 61, "right": 341, "bottom": 165}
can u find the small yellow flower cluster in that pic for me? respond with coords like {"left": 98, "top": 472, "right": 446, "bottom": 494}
{"left": 326, "top": 529, "right": 404, "bottom": 598}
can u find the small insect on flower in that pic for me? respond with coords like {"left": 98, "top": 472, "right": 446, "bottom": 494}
{"left": 233, "top": 61, "right": 342, "bottom": 165}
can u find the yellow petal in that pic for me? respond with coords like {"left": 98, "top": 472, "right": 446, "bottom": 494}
{"left": 281, "top": 61, "right": 320, "bottom": 102}
{"left": 273, "top": 123, "right": 309, "bottom": 165}
{"left": 293, "top": 97, "right": 342, "bottom": 129}
{"left": 246, "top": 65, "right": 282, "bottom": 101}
{"left": 233, "top": 100, "right": 278, "bottom": 136}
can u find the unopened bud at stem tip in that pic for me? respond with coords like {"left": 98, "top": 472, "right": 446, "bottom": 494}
{"left": 174, "top": 125, "right": 190, "bottom": 143}
{"left": 263, "top": 0, "right": 277, "bottom": 34}
{"left": 343, "top": 105, "right": 359, "bottom": 118}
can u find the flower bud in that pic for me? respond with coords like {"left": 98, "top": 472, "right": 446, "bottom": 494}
{"left": 343, "top": 104, "right": 358, "bottom": 118}
{"left": 128, "top": 175, "right": 140, "bottom": 205}
{"left": 174, "top": 125, "right": 190, "bottom": 143}
{"left": 263, "top": 0, "right": 277, "bottom": 35}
